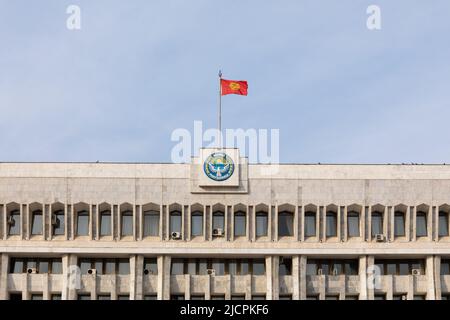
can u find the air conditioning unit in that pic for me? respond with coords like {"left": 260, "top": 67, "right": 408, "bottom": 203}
{"left": 144, "top": 269, "right": 154, "bottom": 275}
{"left": 87, "top": 269, "right": 97, "bottom": 275}
{"left": 207, "top": 269, "right": 216, "bottom": 276}
{"left": 375, "top": 234, "right": 386, "bottom": 242}
{"left": 7, "top": 215, "right": 15, "bottom": 226}
{"left": 401, "top": 295, "right": 407, "bottom": 300}
{"left": 411, "top": 269, "right": 421, "bottom": 276}
{"left": 171, "top": 232, "right": 182, "bottom": 240}
{"left": 51, "top": 214, "right": 58, "bottom": 226}
{"left": 27, "top": 268, "right": 37, "bottom": 274}
{"left": 317, "top": 268, "right": 323, "bottom": 275}
{"left": 212, "top": 228, "right": 224, "bottom": 237}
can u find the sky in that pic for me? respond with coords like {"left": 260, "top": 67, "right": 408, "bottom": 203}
{"left": 0, "top": 1, "right": 450, "bottom": 163}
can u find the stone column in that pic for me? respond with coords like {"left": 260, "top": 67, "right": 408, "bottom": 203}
{"left": 426, "top": 255, "right": 436, "bottom": 300}
{"left": 299, "top": 255, "right": 307, "bottom": 300}
{"left": 434, "top": 255, "right": 441, "bottom": 300}
{"left": 135, "top": 255, "right": 144, "bottom": 300}
{"left": 292, "top": 256, "right": 300, "bottom": 300}
{"left": 129, "top": 255, "right": 137, "bottom": 300}
{"left": 359, "top": 255, "right": 368, "bottom": 300}
{"left": 265, "top": 256, "right": 273, "bottom": 300}
{"left": 0, "top": 253, "right": 9, "bottom": 300}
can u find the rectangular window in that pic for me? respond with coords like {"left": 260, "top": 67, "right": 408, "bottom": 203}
{"left": 255, "top": 212, "right": 268, "bottom": 237}
{"left": 118, "top": 295, "right": 129, "bottom": 300}
{"left": 416, "top": 212, "right": 427, "bottom": 237}
{"left": 171, "top": 258, "right": 184, "bottom": 275}
{"left": 278, "top": 212, "right": 293, "bottom": 237}
{"left": 117, "top": 259, "right": 130, "bottom": 275}
{"left": 78, "top": 294, "right": 90, "bottom": 300}
{"left": 394, "top": 212, "right": 405, "bottom": 237}
{"left": 234, "top": 212, "right": 246, "bottom": 237}
{"left": 31, "top": 211, "right": 43, "bottom": 235}
{"left": 371, "top": 212, "right": 383, "bottom": 236}
{"left": 326, "top": 212, "right": 337, "bottom": 237}
{"left": 375, "top": 260, "right": 425, "bottom": 275}
{"left": 304, "top": 212, "right": 316, "bottom": 237}
{"left": 121, "top": 211, "right": 133, "bottom": 236}
{"left": 347, "top": 212, "right": 360, "bottom": 237}
{"left": 279, "top": 257, "right": 292, "bottom": 276}
{"left": 8, "top": 210, "right": 21, "bottom": 235}
{"left": 212, "top": 259, "right": 225, "bottom": 276}
{"left": 51, "top": 260, "right": 62, "bottom": 274}
{"left": 252, "top": 259, "right": 265, "bottom": 275}
{"left": 77, "top": 211, "right": 89, "bottom": 236}
{"left": 98, "top": 295, "right": 111, "bottom": 300}
{"left": 30, "top": 294, "right": 43, "bottom": 300}
{"left": 104, "top": 259, "right": 115, "bottom": 274}
{"left": 170, "top": 211, "right": 182, "bottom": 233}
{"left": 143, "top": 211, "right": 159, "bottom": 237}
{"left": 53, "top": 211, "right": 65, "bottom": 236}
{"left": 144, "top": 295, "right": 157, "bottom": 300}
{"left": 51, "top": 294, "right": 62, "bottom": 300}
{"left": 191, "top": 211, "right": 203, "bottom": 236}
{"left": 306, "top": 261, "right": 317, "bottom": 275}
{"left": 439, "top": 212, "right": 449, "bottom": 237}
{"left": 100, "top": 211, "right": 111, "bottom": 236}
{"left": 144, "top": 258, "right": 158, "bottom": 275}
{"left": 212, "top": 211, "right": 224, "bottom": 230}
{"left": 191, "top": 295, "right": 205, "bottom": 300}
{"left": 440, "top": 260, "right": 450, "bottom": 275}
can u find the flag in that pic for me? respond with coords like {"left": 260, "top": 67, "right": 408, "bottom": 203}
{"left": 221, "top": 79, "right": 248, "bottom": 96}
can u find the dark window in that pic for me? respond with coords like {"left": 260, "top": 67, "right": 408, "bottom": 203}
{"left": 304, "top": 211, "right": 316, "bottom": 237}
{"left": 9, "top": 293, "right": 22, "bottom": 300}
{"left": 279, "top": 257, "right": 292, "bottom": 276}
{"left": 118, "top": 295, "right": 129, "bottom": 300}
{"left": 278, "top": 211, "right": 293, "bottom": 237}
{"left": 375, "top": 260, "right": 425, "bottom": 275}
{"left": 31, "top": 210, "right": 43, "bottom": 235}
{"left": 121, "top": 211, "right": 133, "bottom": 236}
{"left": 234, "top": 211, "right": 246, "bottom": 237}
{"left": 439, "top": 212, "right": 449, "bottom": 237}
{"left": 279, "top": 295, "right": 292, "bottom": 300}
{"left": 51, "top": 294, "right": 62, "bottom": 300}
{"left": 191, "top": 211, "right": 203, "bottom": 236}
{"left": 100, "top": 210, "right": 111, "bottom": 236}
{"left": 171, "top": 258, "right": 184, "bottom": 275}
{"left": 255, "top": 211, "right": 268, "bottom": 237}
{"left": 10, "top": 258, "right": 62, "bottom": 274}
{"left": 306, "top": 259, "right": 358, "bottom": 275}
{"left": 144, "top": 295, "right": 157, "bottom": 300}
{"left": 78, "top": 294, "right": 90, "bottom": 300}
{"left": 143, "top": 210, "right": 159, "bottom": 237}
{"left": 371, "top": 211, "right": 383, "bottom": 236}
{"left": 252, "top": 295, "right": 266, "bottom": 300}
{"left": 171, "top": 295, "right": 185, "bottom": 300}
{"left": 374, "top": 294, "right": 386, "bottom": 300}
{"left": 144, "top": 258, "right": 158, "bottom": 275}
{"left": 416, "top": 211, "right": 427, "bottom": 237}
{"left": 252, "top": 259, "right": 265, "bottom": 275}
{"left": 117, "top": 259, "right": 130, "bottom": 275}
{"left": 30, "top": 294, "right": 43, "bottom": 300}
{"left": 394, "top": 211, "right": 405, "bottom": 237}
{"left": 53, "top": 210, "right": 65, "bottom": 236}
{"left": 191, "top": 295, "right": 205, "bottom": 300}
{"left": 212, "top": 211, "right": 224, "bottom": 230}
{"left": 212, "top": 259, "right": 225, "bottom": 276}
{"left": 78, "top": 258, "right": 130, "bottom": 275}
{"left": 347, "top": 211, "right": 360, "bottom": 237}
{"left": 440, "top": 260, "right": 450, "bottom": 275}
{"left": 98, "top": 295, "right": 111, "bottom": 300}
{"left": 8, "top": 210, "right": 21, "bottom": 235}
{"left": 211, "top": 295, "right": 225, "bottom": 300}
{"left": 326, "top": 211, "right": 337, "bottom": 237}
{"left": 76, "top": 210, "right": 89, "bottom": 236}
{"left": 10, "top": 258, "right": 24, "bottom": 273}
{"left": 170, "top": 211, "right": 182, "bottom": 233}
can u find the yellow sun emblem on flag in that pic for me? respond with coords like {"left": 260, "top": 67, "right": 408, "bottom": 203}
{"left": 229, "top": 82, "right": 240, "bottom": 90}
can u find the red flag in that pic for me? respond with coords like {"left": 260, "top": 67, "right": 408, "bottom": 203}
{"left": 221, "top": 79, "right": 248, "bottom": 96}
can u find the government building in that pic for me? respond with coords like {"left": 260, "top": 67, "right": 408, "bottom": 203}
{"left": 1, "top": 148, "right": 450, "bottom": 300}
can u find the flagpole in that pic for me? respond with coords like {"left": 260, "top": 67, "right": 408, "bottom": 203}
{"left": 218, "top": 70, "right": 222, "bottom": 149}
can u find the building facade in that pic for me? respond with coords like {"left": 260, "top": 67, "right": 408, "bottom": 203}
{"left": 1, "top": 156, "right": 450, "bottom": 300}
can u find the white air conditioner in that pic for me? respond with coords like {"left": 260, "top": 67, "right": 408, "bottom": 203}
{"left": 401, "top": 295, "right": 407, "bottom": 300}
{"left": 27, "top": 267, "right": 37, "bottom": 274}
{"left": 207, "top": 269, "right": 216, "bottom": 276}
{"left": 317, "top": 268, "right": 323, "bottom": 275}
{"left": 375, "top": 234, "right": 386, "bottom": 242}
{"left": 144, "top": 269, "right": 154, "bottom": 275}
{"left": 87, "top": 268, "right": 97, "bottom": 275}
{"left": 212, "top": 228, "right": 224, "bottom": 237}
{"left": 411, "top": 269, "right": 421, "bottom": 276}
{"left": 171, "top": 232, "right": 182, "bottom": 240}
{"left": 7, "top": 215, "right": 15, "bottom": 226}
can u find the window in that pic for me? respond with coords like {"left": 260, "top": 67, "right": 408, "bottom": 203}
{"left": 191, "top": 211, "right": 203, "bottom": 236}
{"left": 325, "top": 295, "right": 339, "bottom": 300}
{"left": 375, "top": 260, "right": 424, "bottom": 275}
{"left": 279, "top": 295, "right": 292, "bottom": 300}
{"left": 121, "top": 211, "right": 133, "bottom": 236}
{"left": 191, "top": 295, "right": 205, "bottom": 300}
{"left": 98, "top": 295, "right": 111, "bottom": 300}
{"left": 170, "top": 295, "right": 185, "bottom": 300}
{"left": 78, "top": 294, "right": 91, "bottom": 300}
{"left": 416, "top": 211, "right": 427, "bottom": 237}
{"left": 31, "top": 210, "right": 43, "bottom": 235}
{"left": 171, "top": 258, "right": 184, "bottom": 275}
{"left": 9, "top": 258, "right": 62, "bottom": 274}
{"left": 278, "top": 211, "right": 293, "bottom": 237}
{"left": 53, "top": 210, "right": 65, "bottom": 236}
{"left": 306, "top": 259, "right": 358, "bottom": 276}
{"left": 439, "top": 212, "right": 449, "bottom": 237}
{"left": 252, "top": 295, "right": 266, "bottom": 300}
{"left": 9, "top": 293, "right": 22, "bottom": 300}
{"left": 8, "top": 210, "right": 20, "bottom": 235}
{"left": 279, "top": 257, "right": 292, "bottom": 276}
{"left": 212, "top": 211, "right": 224, "bottom": 230}
{"left": 211, "top": 295, "right": 225, "bottom": 300}
{"left": 100, "top": 210, "right": 111, "bottom": 236}
{"left": 414, "top": 295, "right": 425, "bottom": 300}
{"left": 170, "top": 211, "right": 182, "bottom": 233}
{"left": 144, "top": 295, "right": 157, "bottom": 300}
{"left": 304, "top": 211, "right": 316, "bottom": 237}
{"left": 234, "top": 211, "right": 246, "bottom": 237}
{"left": 252, "top": 259, "right": 266, "bottom": 275}
{"left": 51, "top": 294, "right": 62, "bottom": 300}
{"left": 118, "top": 295, "right": 129, "bottom": 300}
{"left": 143, "top": 210, "right": 159, "bottom": 237}
{"left": 440, "top": 260, "right": 450, "bottom": 275}
{"left": 374, "top": 294, "right": 386, "bottom": 300}
{"left": 212, "top": 259, "right": 225, "bottom": 275}
{"left": 231, "top": 295, "right": 245, "bottom": 300}
{"left": 347, "top": 211, "right": 360, "bottom": 237}
{"left": 77, "top": 210, "right": 89, "bottom": 236}
{"left": 393, "top": 294, "right": 407, "bottom": 300}
{"left": 326, "top": 211, "right": 337, "bottom": 237}
{"left": 117, "top": 259, "right": 130, "bottom": 275}
{"left": 144, "top": 258, "right": 158, "bottom": 275}
{"left": 31, "top": 294, "right": 43, "bottom": 300}
{"left": 78, "top": 258, "right": 130, "bottom": 275}
{"left": 371, "top": 211, "right": 383, "bottom": 236}
{"left": 394, "top": 211, "right": 405, "bottom": 237}
{"left": 255, "top": 211, "right": 268, "bottom": 237}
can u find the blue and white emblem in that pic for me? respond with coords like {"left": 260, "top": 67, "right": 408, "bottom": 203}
{"left": 203, "top": 152, "right": 235, "bottom": 181}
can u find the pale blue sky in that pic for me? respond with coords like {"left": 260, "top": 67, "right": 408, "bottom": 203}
{"left": 1, "top": 1, "right": 449, "bottom": 163}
